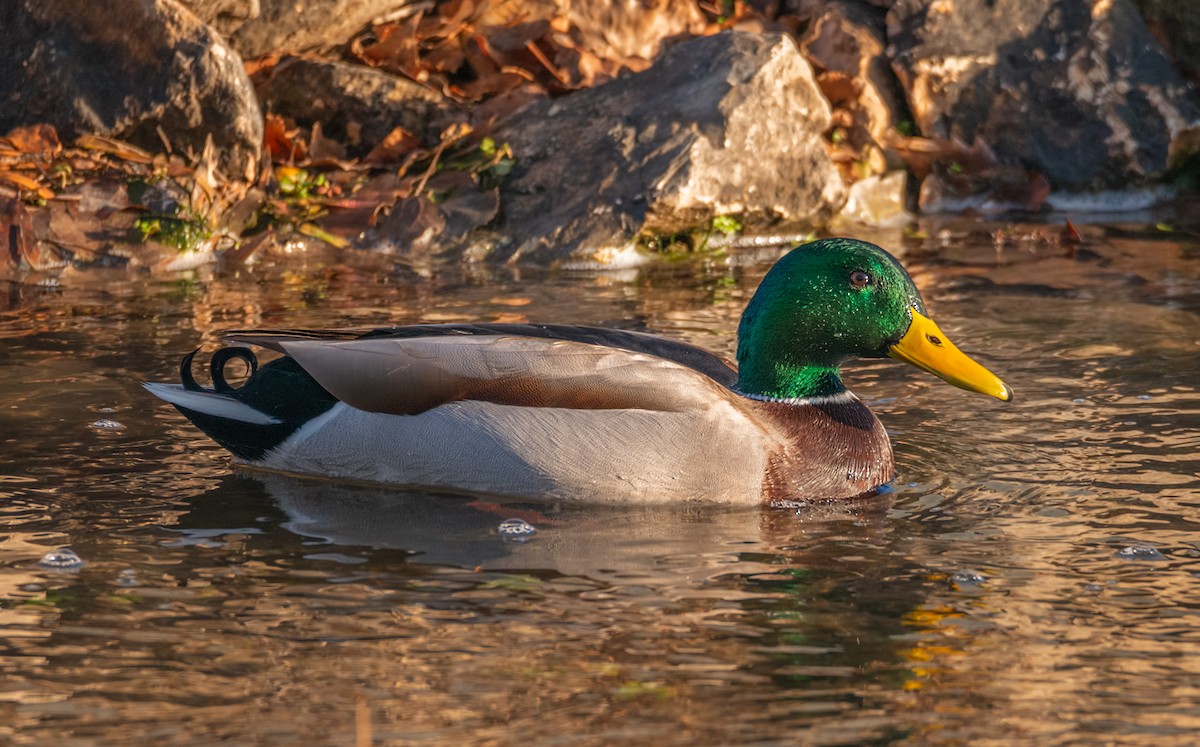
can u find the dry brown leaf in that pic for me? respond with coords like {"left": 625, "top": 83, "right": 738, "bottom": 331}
{"left": 0, "top": 170, "right": 42, "bottom": 191}
{"left": 354, "top": 18, "right": 424, "bottom": 75}
{"left": 191, "top": 134, "right": 219, "bottom": 211}
{"left": 1061, "top": 219, "right": 1082, "bottom": 245}
{"left": 264, "top": 113, "right": 309, "bottom": 163}
{"left": 244, "top": 52, "right": 283, "bottom": 78}
{"left": 364, "top": 127, "right": 422, "bottom": 165}
{"left": 816, "top": 71, "right": 861, "bottom": 106}
{"left": 0, "top": 124, "right": 62, "bottom": 157}
{"left": 75, "top": 134, "right": 155, "bottom": 164}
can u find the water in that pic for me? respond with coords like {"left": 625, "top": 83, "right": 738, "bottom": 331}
{"left": 2, "top": 215, "right": 1200, "bottom": 744}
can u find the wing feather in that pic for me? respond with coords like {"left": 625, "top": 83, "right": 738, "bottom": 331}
{"left": 224, "top": 323, "right": 737, "bottom": 385}
{"left": 276, "top": 335, "right": 732, "bottom": 415}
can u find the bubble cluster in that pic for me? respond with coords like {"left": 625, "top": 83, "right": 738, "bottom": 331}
{"left": 1114, "top": 545, "right": 1167, "bottom": 561}
{"left": 497, "top": 518, "right": 537, "bottom": 542}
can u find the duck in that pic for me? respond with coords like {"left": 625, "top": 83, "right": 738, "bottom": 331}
{"left": 145, "top": 238, "right": 1011, "bottom": 504}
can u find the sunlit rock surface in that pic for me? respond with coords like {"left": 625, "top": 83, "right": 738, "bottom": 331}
{"left": 0, "top": 0, "right": 262, "bottom": 177}
{"left": 491, "top": 31, "right": 847, "bottom": 264}
{"left": 887, "top": 0, "right": 1200, "bottom": 193}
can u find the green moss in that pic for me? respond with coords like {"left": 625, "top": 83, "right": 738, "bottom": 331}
{"left": 640, "top": 214, "right": 743, "bottom": 257}
{"left": 131, "top": 209, "right": 212, "bottom": 253}
{"left": 711, "top": 214, "right": 743, "bottom": 235}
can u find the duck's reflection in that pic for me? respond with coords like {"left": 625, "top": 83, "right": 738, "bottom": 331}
{"left": 271, "top": 472, "right": 777, "bottom": 577}
{"left": 181, "top": 471, "right": 899, "bottom": 581}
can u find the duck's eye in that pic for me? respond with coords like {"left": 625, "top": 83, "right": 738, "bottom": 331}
{"left": 849, "top": 270, "right": 872, "bottom": 288}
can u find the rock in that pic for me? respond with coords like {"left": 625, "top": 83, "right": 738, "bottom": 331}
{"left": 1134, "top": 0, "right": 1200, "bottom": 86}
{"left": 0, "top": 0, "right": 262, "bottom": 177}
{"left": 794, "top": 0, "right": 908, "bottom": 146}
{"left": 180, "top": 0, "right": 418, "bottom": 60}
{"left": 254, "top": 57, "right": 459, "bottom": 156}
{"left": 837, "top": 170, "right": 910, "bottom": 225}
{"left": 887, "top": 0, "right": 1200, "bottom": 194}
{"left": 490, "top": 31, "right": 846, "bottom": 265}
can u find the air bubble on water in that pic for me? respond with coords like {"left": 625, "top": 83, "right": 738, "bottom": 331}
{"left": 950, "top": 570, "right": 986, "bottom": 588}
{"left": 89, "top": 419, "right": 125, "bottom": 431}
{"left": 116, "top": 569, "right": 138, "bottom": 587}
{"left": 1114, "top": 545, "right": 1166, "bottom": 561}
{"left": 1137, "top": 394, "right": 1152, "bottom": 400}
{"left": 497, "top": 518, "right": 537, "bottom": 542}
{"left": 1084, "top": 583, "right": 1103, "bottom": 592}
{"left": 1071, "top": 398, "right": 1087, "bottom": 404}
{"left": 38, "top": 547, "right": 84, "bottom": 570}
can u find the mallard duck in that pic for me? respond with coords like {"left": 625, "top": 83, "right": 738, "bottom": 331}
{"left": 145, "top": 238, "right": 1011, "bottom": 504}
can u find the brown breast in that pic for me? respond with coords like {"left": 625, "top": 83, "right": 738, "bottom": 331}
{"left": 746, "top": 396, "right": 894, "bottom": 504}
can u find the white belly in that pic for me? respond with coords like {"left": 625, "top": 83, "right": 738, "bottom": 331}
{"left": 254, "top": 402, "right": 768, "bottom": 504}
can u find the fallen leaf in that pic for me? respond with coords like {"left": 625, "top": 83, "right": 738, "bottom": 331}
{"left": 0, "top": 170, "right": 43, "bottom": 191}
{"left": 1061, "top": 219, "right": 1082, "bottom": 244}
{"left": 0, "top": 124, "right": 62, "bottom": 156}
{"left": 364, "top": 127, "right": 422, "bottom": 165}
{"left": 75, "top": 134, "right": 155, "bottom": 164}
{"left": 374, "top": 194, "right": 447, "bottom": 254}
{"left": 221, "top": 228, "right": 276, "bottom": 266}
{"left": 264, "top": 113, "right": 308, "bottom": 163}
{"left": 298, "top": 221, "right": 349, "bottom": 248}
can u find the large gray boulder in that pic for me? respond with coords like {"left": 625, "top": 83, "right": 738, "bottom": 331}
{"left": 887, "top": 0, "right": 1200, "bottom": 193}
{"left": 491, "top": 31, "right": 846, "bottom": 265}
{"left": 0, "top": 0, "right": 262, "bottom": 176}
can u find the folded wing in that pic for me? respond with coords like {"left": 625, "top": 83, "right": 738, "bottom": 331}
{"left": 260, "top": 335, "right": 733, "bottom": 415}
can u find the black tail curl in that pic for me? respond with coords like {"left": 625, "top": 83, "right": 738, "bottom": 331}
{"left": 181, "top": 347, "right": 260, "bottom": 393}
{"left": 170, "top": 346, "right": 337, "bottom": 461}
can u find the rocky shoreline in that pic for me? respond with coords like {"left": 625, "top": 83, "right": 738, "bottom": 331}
{"left": 2, "top": 0, "right": 1199, "bottom": 274}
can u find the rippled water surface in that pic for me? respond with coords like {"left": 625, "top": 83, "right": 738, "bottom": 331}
{"left": 2, "top": 215, "right": 1200, "bottom": 745}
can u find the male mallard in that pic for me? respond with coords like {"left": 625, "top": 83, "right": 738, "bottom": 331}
{"left": 145, "top": 238, "right": 1011, "bottom": 504}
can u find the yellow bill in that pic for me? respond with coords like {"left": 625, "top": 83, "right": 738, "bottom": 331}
{"left": 887, "top": 308, "right": 1013, "bottom": 401}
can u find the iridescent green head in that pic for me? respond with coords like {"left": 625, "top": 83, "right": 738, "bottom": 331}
{"left": 736, "top": 238, "right": 1011, "bottom": 402}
